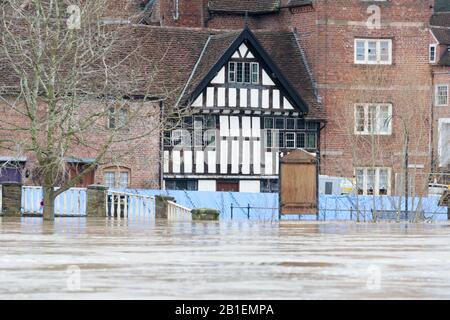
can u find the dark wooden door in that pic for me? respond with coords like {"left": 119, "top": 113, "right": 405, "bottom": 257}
{"left": 68, "top": 164, "right": 95, "bottom": 187}
{"left": 217, "top": 180, "right": 239, "bottom": 192}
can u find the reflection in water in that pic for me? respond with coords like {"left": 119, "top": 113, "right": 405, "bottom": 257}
{"left": 1, "top": 217, "right": 450, "bottom": 299}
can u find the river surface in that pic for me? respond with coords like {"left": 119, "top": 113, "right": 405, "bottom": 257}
{"left": 1, "top": 217, "right": 450, "bottom": 299}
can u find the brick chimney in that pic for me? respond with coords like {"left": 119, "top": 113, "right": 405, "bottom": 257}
{"left": 159, "top": 0, "right": 207, "bottom": 27}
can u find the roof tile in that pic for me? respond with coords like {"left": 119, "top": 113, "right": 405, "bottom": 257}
{"left": 208, "top": 0, "right": 280, "bottom": 14}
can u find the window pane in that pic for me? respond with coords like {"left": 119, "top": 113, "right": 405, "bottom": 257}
{"left": 438, "top": 86, "right": 448, "bottom": 105}
{"left": 244, "top": 63, "right": 251, "bottom": 83}
{"left": 356, "top": 169, "right": 364, "bottom": 195}
{"left": 165, "top": 180, "right": 176, "bottom": 190}
{"left": 205, "top": 115, "right": 216, "bottom": 129}
{"left": 297, "top": 119, "right": 306, "bottom": 130}
{"left": 306, "top": 132, "right": 316, "bottom": 149}
{"left": 379, "top": 169, "right": 388, "bottom": 195}
{"left": 286, "top": 118, "right": 295, "bottom": 129}
{"left": 194, "top": 116, "right": 203, "bottom": 129}
{"left": 264, "top": 118, "right": 274, "bottom": 129}
{"left": 186, "top": 180, "right": 198, "bottom": 191}
{"left": 307, "top": 122, "right": 318, "bottom": 130}
{"left": 286, "top": 133, "right": 295, "bottom": 148}
{"left": 251, "top": 63, "right": 259, "bottom": 84}
{"left": 430, "top": 45, "right": 436, "bottom": 62}
{"left": 356, "top": 40, "right": 365, "bottom": 61}
{"left": 104, "top": 172, "right": 115, "bottom": 188}
{"left": 355, "top": 105, "right": 365, "bottom": 132}
{"left": 108, "top": 108, "right": 116, "bottom": 129}
{"left": 194, "top": 131, "right": 203, "bottom": 147}
{"left": 379, "top": 105, "right": 390, "bottom": 133}
{"left": 265, "top": 130, "right": 273, "bottom": 148}
{"left": 368, "top": 105, "right": 377, "bottom": 133}
{"left": 278, "top": 132, "right": 285, "bottom": 148}
{"left": 367, "top": 169, "right": 376, "bottom": 195}
{"left": 236, "top": 62, "right": 243, "bottom": 83}
{"left": 368, "top": 41, "right": 377, "bottom": 62}
{"left": 183, "top": 116, "right": 193, "bottom": 129}
{"left": 204, "top": 130, "right": 216, "bottom": 147}
{"left": 229, "top": 62, "right": 236, "bottom": 82}
{"left": 296, "top": 133, "right": 305, "bottom": 148}
{"left": 172, "top": 130, "right": 181, "bottom": 146}
{"left": 380, "top": 41, "right": 390, "bottom": 62}
{"left": 275, "top": 118, "right": 285, "bottom": 129}
{"left": 163, "top": 131, "right": 171, "bottom": 146}
{"left": 119, "top": 172, "right": 129, "bottom": 189}
{"left": 261, "top": 179, "right": 279, "bottom": 193}
{"left": 173, "top": 129, "right": 191, "bottom": 147}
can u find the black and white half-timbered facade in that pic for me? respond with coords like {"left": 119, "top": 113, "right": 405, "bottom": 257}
{"left": 163, "top": 28, "right": 324, "bottom": 193}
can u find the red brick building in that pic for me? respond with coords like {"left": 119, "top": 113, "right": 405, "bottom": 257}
{"left": 430, "top": 3, "right": 450, "bottom": 185}
{"left": 1, "top": 0, "right": 447, "bottom": 195}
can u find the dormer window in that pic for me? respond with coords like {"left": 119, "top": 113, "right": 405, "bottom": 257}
{"left": 429, "top": 44, "right": 437, "bottom": 63}
{"left": 228, "top": 62, "right": 259, "bottom": 84}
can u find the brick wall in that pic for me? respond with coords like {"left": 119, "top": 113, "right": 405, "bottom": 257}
{"left": 0, "top": 99, "right": 161, "bottom": 189}
{"left": 205, "top": 0, "right": 435, "bottom": 194}
{"left": 2, "top": 0, "right": 440, "bottom": 193}
{"left": 295, "top": 0, "right": 434, "bottom": 195}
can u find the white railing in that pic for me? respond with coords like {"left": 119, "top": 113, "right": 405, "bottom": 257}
{"left": 167, "top": 200, "right": 192, "bottom": 221}
{"left": 107, "top": 191, "right": 155, "bottom": 219}
{"left": 22, "top": 186, "right": 87, "bottom": 216}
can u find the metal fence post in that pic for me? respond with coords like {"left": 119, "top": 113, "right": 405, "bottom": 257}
{"left": 231, "top": 203, "right": 234, "bottom": 220}
{"left": 247, "top": 203, "right": 250, "bottom": 220}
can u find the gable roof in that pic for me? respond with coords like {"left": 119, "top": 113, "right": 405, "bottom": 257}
{"left": 185, "top": 28, "right": 322, "bottom": 118}
{"left": 1, "top": 24, "right": 324, "bottom": 119}
{"left": 430, "top": 13, "right": 450, "bottom": 66}
{"left": 208, "top": 0, "right": 280, "bottom": 14}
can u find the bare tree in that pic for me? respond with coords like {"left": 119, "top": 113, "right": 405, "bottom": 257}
{"left": 0, "top": 0, "right": 185, "bottom": 220}
{"left": 328, "top": 65, "right": 431, "bottom": 222}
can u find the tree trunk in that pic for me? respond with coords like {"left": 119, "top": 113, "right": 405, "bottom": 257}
{"left": 43, "top": 186, "right": 55, "bottom": 221}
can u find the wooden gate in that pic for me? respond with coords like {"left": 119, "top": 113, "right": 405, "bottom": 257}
{"left": 279, "top": 149, "right": 318, "bottom": 216}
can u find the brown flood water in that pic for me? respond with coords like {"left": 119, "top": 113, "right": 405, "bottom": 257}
{"left": 1, "top": 217, "right": 450, "bottom": 299}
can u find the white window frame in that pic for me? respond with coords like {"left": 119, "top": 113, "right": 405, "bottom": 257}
{"left": 251, "top": 62, "right": 259, "bottom": 84}
{"left": 354, "top": 103, "right": 392, "bottom": 135}
{"left": 103, "top": 168, "right": 130, "bottom": 189}
{"left": 354, "top": 167, "right": 391, "bottom": 196}
{"left": 228, "top": 62, "right": 236, "bottom": 83}
{"left": 354, "top": 39, "right": 392, "bottom": 65}
{"left": 436, "top": 85, "right": 449, "bottom": 107}
{"left": 429, "top": 44, "right": 437, "bottom": 64}
{"left": 228, "top": 61, "right": 260, "bottom": 84}
{"left": 285, "top": 132, "right": 296, "bottom": 149}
